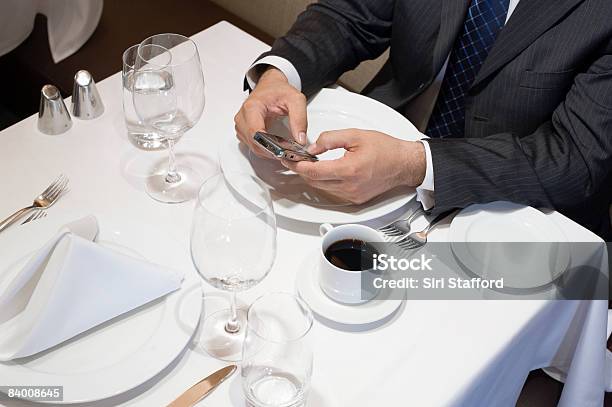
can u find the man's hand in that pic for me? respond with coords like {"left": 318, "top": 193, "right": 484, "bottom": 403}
{"left": 281, "top": 129, "right": 426, "bottom": 204}
{"left": 234, "top": 67, "right": 308, "bottom": 158}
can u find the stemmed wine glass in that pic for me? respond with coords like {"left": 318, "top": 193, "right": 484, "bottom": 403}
{"left": 132, "top": 33, "right": 205, "bottom": 203}
{"left": 190, "top": 171, "right": 277, "bottom": 361}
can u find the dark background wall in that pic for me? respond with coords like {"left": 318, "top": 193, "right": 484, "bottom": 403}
{"left": 0, "top": 0, "right": 272, "bottom": 130}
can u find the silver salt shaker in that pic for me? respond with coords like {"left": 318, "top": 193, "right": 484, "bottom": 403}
{"left": 37, "top": 85, "right": 72, "bottom": 135}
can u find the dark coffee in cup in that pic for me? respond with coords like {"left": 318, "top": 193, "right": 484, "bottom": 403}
{"left": 324, "top": 239, "right": 379, "bottom": 271}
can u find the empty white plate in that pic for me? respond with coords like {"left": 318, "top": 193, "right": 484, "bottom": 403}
{"left": 449, "top": 202, "right": 570, "bottom": 289}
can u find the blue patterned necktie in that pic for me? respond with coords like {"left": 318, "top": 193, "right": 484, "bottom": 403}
{"left": 426, "top": 0, "right": 510, "bottom": 138}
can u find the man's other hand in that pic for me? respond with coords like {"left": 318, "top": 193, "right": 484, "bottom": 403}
{"left": 281, "top": 129, "right": 426, "bottom": 204}
{"left": 234, "top": 68, "right": 308, "bottom": 158}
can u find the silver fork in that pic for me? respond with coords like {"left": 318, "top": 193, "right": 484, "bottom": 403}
{"left": 379, "top": 205, "right": 425, "bottom": 241}
{"left": 396, "top": 209, "right": 458, "bottom": 250}
{"left": 21, "top": 210, "right": 48, "bottom": 225}
{"left": 0, "top": 174, "right": 69, "bottom": 233}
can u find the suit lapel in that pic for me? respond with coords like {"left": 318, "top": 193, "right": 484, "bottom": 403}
{"left": 471, "top": 0, "right": 585, "bottom": 88}
{"left": 432, "top": 0, "right": 470, "bottom": 73}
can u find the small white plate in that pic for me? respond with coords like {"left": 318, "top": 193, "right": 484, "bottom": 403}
{"left": 449, "top": 202, "right": 570, "bottom": 289}
{"left": 295, "top": 249, "right": 403, "bottom": 325}
{"left": 220, "top": 88, "right": 419, "bottom": 224}
{"left": 0, "top": 232, "right": 202, "bottom": 404}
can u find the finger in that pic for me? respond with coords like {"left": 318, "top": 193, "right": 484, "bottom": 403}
{"left": 308, "top": 129, "right": 360, "bottom": 155}
{"left": 281, "top": 159, "right": 346, "bottom": 181}
{"left": 234, "top": 122, "right": 272, "bottom": 159}
{"left": 234, "top": 113, "right": 247, "bottom": 143}
{"left": 235, "top": 101, "right": 278, "bottom": 158}
{"left": 242, "top": 101, "right": 267, "bottom": 137}
{"left": 285, "top": 93, "right": 308, "bottom": 144}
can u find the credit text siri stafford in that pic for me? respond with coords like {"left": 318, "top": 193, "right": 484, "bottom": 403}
{"left": 371, "top": 254, "right": 504, "bottom": 289}
{"left": 372, "top": 277, "right": 505, "bottom": 289}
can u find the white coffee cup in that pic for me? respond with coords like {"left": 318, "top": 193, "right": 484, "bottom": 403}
{"left": 318, "top": 223, "right": 382, "bottom": 304}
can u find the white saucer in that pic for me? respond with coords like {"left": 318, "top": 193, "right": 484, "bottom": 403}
{"left": 296, "top": 249, "right": 403, "bottom": 325}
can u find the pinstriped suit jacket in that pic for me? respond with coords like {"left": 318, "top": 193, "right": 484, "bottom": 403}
{"left": 255, "top": 0, "right": 612, "bottom": 239}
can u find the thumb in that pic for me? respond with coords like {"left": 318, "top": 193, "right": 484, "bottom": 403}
{"left": 307, "top": 129, "right": 359, "bottom": 155}
{"left": 285, "top": 94, "right": 308, "bottom": 145}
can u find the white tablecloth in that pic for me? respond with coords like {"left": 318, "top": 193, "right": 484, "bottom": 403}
{"left": 0, "top": 21, "right": 607, "bottom": 407}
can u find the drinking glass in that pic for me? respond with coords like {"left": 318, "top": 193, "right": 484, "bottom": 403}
{"left": 190, "top": 171, "right": 277, "bottom": 361}
{"left": 242, "top": 292, "right": 314, "bottom": 407}
{"left": 121, "top": 44, "right": 167, "bottom": 151}
{"left": 132, "top": 33, "right": 206, "bottom": 203}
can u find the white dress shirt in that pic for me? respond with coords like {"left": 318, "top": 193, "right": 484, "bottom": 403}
{"left": 246, "top": 0, "right": 520, "bottom": 209}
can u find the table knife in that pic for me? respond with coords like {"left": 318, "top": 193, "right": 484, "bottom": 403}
{"left": 167, "top": 365, "right": 237, "bottom": 407}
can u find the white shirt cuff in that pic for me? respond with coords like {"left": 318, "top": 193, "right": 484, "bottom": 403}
{"left": 246, "top": 55, "right": 302, "bottom": 91}
{"left": 416, "top": 140, "right": 435, "bottom": 210}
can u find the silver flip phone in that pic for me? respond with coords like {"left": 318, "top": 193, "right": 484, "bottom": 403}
{"left": 253, "top": 131, "right": 318, "bottom": 162}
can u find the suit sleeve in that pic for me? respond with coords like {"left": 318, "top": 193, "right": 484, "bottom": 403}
{"left": 256, "top": 0, "right": 395, "bottom": 96}
{"left": 426, "top": 49, "right": 612, "bottom": 220}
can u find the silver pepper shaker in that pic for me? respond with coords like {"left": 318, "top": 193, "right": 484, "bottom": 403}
{"left": 72, "top": 70, "right": 104, "bottom": 119}
{"left": 37, "top": 85, "right": 72, "bottom": 135}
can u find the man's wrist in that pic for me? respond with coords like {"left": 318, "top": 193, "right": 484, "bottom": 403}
{"left": 259, "top": 66, "right": 289, "bottom": 86}
{"left": 399, "top": 141, "right": 427, "bottom": 187}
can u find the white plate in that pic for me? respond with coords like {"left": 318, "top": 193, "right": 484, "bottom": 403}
{"left": 220, "top": 88, "right": 419, "bottom": 224}
{"left": 0, "top": 222, "right": 202, "bottom": 404}
{"left": 449, "top": 202, "right": 570, "bottom": 289}
{"left": 296, "top": 249, "right": 403, "bottom": 325}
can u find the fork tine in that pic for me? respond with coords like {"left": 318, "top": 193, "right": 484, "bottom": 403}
{"left": 398, "top": 239, "right": 418, "bottom": 250}
{"left": 407, "top": 242, "right": 422, "bottom": 249}
{"left": 40, "top": 174, "right": 65, "bottom": 198}
{"left": 380, "top": 226, "right": 401, "bottom": 235}
{"left": 44, "top": 182, "right": 62, "bottom": 201}
{"left": 41, "top": 174, "right": 63, "bottom": 194}
{"left": 49, "top": 183, "right": 68, "bottom": 203}
{"left": 41, "top": 175, "right": 65, "bottom": 200}
{"left": 398, "top": 241, "right": 410, "bottom": 249}
{"left": 45, "top": 176, "right": 69, "bottom": 202}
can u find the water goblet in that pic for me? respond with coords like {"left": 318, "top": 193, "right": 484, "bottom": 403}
{"left": 132, "top": 33, "right": 206, "bottom": 203}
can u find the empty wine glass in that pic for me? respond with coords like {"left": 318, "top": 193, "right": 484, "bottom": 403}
{"left": 132, "top": 33, "right": 205, "bottom": 203}
{"left": 190, "top": 171, "right": 277, "bottom": 361}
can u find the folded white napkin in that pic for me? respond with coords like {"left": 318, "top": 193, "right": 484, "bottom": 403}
{"left": 0, "top": 0, "right": 103, "bottom": 62}
{"left": 0, "top": 216, "right": 183, "bottom": 361}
